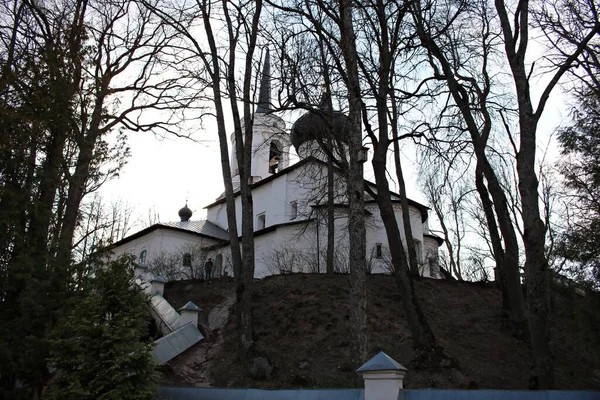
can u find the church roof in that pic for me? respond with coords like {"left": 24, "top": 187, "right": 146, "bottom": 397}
{"left": 110, "top": 219, "right": 229, "bottom": 248}
{"left": 203, "top": 157, "right": 430, "bottom": 220}
{"left": 160, "top": 220, "right": 230, "bottom": 240}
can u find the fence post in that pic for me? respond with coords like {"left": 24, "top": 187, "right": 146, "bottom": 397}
{"left": 357, "top": 352, "right": 408, "bottom": 400}
{"left": 177, "top": 301, "right": 202, "bottom": 328}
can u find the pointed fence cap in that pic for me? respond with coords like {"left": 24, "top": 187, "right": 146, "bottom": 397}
{"left": 356, "top": 351, "right": 407, "bottom": 373}
{"left": 150, "top": 275, "right": 167, "bottom": 283}
{"left": 178, "top": 301, "right": 202, "bottom": 312}
{"left": 256, "top": 49, "right": 271, "bottom": 114}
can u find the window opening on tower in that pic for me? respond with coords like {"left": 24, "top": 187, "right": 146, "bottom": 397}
{"left": 269, "top": 140, "right": 282, "bottom": 174}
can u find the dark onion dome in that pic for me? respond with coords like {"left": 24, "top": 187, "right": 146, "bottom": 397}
{"left": 290, "top": 92, "right": 352, "bottom": 152}
{"left": 178, "top": 203, "right": 193, "bottom": 222}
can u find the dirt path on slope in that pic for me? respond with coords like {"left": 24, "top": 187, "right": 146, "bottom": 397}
{"left": 162, "top": 294, "right": 236, "bottom": 386}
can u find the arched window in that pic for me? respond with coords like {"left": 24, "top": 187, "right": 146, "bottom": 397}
{"left": 182, "top": 253, "right": 192, "bottom": 267}
{"left": 413, "top": 239, "right": 422, "bottom": 264}
{"left": 257, "top": 213, "right": 266, "bottom": 230}
{"left": 290, "top": 201, "right": 298, "bottom": 220}
{"left": 230, "top": 133, "right": 239, "bottom": 175}
{"left": 269, "top": 140, "right": 282, "bottom": 174}
{"left": 139, "top": 250, "right": 148, "bottom": 266}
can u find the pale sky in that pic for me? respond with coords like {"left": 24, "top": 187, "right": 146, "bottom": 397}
{"left": 99, "top": 126, "right": 224, "bottom": 226}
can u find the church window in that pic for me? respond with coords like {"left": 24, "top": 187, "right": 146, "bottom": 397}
{"left": 413, "top": 239, "right": 422, "bottom": 263}
{"left": 183, "top": 253, "right": 192, "bottom": 267}
{"left": 257, "top": 213, "right": 266, "bottom": 230}
{"left": 290, "top": 201, "right": 298, "bottom": 220}
{"left": 375, "top": 243, "right": 382, "bottom": 259}
{"left": 269, "top": 140, "right": 282, "bottom": 174}
{"left": 139, "top": 250, "right": 147, "bottom": 266}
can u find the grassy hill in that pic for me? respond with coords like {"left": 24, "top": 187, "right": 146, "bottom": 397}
{"left": 160, "top": 274, "right": 600, "bottom": 390}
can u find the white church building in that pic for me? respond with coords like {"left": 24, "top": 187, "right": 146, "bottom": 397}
{"left": 109, "top": 52, "right": 443, "bottom": 280}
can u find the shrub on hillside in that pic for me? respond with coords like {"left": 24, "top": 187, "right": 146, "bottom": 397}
{"left": 44, "top": 255, "right": 158, "bottom": 400}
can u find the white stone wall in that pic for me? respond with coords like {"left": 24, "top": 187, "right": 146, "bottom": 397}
{"left": 111, "top": 228, "right": 220, "bottom": 272}
{"left": 206, "top": 162, "right": 331, "bottom": 234}
{"left": 254, "top": 223, "right": 318, "bottom": 277}
{"left": 123, "top": 158, "right": 440, "bottom": 281}
{"left": 248, "top": 202, "right": 433, "bottom": 278}
{"left": 423, "top": 235, "right": 441, "bottom": 278}
{"left": 204, "top": 159, "right": 439, "bottom": 279}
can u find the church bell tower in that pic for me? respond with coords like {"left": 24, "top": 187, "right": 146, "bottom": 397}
{"left": 230, "top": 49, "right": 290, "bottom": 186}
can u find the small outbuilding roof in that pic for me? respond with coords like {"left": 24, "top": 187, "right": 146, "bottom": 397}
{"left": 153, "top": 323, "right": 204, "bottom": 365}
{"left": 178, "top": 301, "right": 202, "bottom": 312}
{"left": 356, "top": 351, "right": 407, "bottom": 372}
{"left": 151, "top": 275, "right": 167, "bottom": 283}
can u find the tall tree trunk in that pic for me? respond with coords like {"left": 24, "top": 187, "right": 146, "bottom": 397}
{"left": 56, "top": 83, "right": 108, "bottom": 266}
{"left": 372, "top": 148, "right": 439, "bottom": 357}
{"left": 412, "top": 5, "right": 527, "bottom": 334}
{"left": 339, "top": 0, "right": 367, "bottom": 372}
{"left": 490, "top": 0, "right": 594, "bottom": 385}
{"left": 518, "top": 118, "right": 553, "bottom": 388}
{"left": 318, "top": 37, "right": 335, "bottom": 276}
{"left": 395, "top": 161, "right": 420, "bottom": 276}
{"left": 223, "top": 0, "right": 263, "bottom": 357}
{"left": 327, "top": 148, "right": 335, "bottom": 275}
{"left": 474, "top": 163, "right": 510, "bottom": 315}
{"left": 56, "top": 131, "right": 98, "bottom": 267}
{"left": 391, "top": 114, "right": 420, "bottom": 277}
{"left": 199, "top": 2, "right": 245, "bottom": 355}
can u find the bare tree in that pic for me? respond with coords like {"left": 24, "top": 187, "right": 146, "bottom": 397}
{"left": 54, "top": 0, "right": 186, "bottom": 268}
{"left": 148, "top": 250, "right": 183, "bottom": 281}
{"left": 493, "top": 0, "right": 600, "bottom": 388}
{"left": 421, "top": 165, "right": 469, "bottom": 280}
{"left": 262, "top": 245, "right": 320, "bottom": 274}
{"left": 351, "top": 0, "right": 442, "bottom": 360}
{"left": 0, "top": 0, "right": 183, "bottom": 393}
{"left": 73, "top": 195, "right": 136, "bottom": 260}
{"left": 143, "top": 0, "right": 264, "bottom": 358}
{"left": 266, "top": 0, "right": 444, "bottom": 364}
{"left": 411, "top": 0, "right": 528, "bottom": 336}
{"left": 264, "top": 0, "right": 369, "bottom": 370}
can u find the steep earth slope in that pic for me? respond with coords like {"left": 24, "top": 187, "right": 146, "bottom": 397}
{"left": 161, "top": 274, "right": 600, "bottom": 390}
